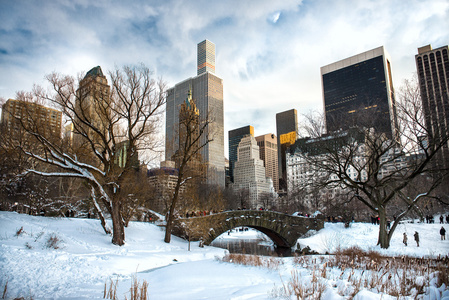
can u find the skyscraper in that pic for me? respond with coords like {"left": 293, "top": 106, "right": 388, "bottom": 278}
{"left": 197, "top": 40, "right": 216, "bottom": 75}
{"left": 276, "top": 109, "right": 298, "bottom": 192}
{"left": 415, "top": 44, "right": 449, "bottom": 169}
{"left": 228, "top": 125, "right": 254, "bottom": 183}
{"left": 166, "top": 40, "right": 225, "bottom": 187}
{"left": 234, "top": 135, "right": 273, "bottom": 209}
{"left": 74, "top": 66, "right": 111, "bottom": 165}
{"left": 1, "top": 98, "right": 62, "bottom": 142}
{"left": 321, "top": 46, "right": 398, "bottom": 140}
{"left": 255, "top": 133, "right": 279, "bottom": 192}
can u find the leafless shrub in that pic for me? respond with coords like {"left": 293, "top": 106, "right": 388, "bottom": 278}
{"left": 45, "top": 234, "right": 62, "bottom": 249}
{"left": 320, "top": 231, "right": 347, "bottom": 253}
{"left": 25, "top": 242, "right": 33, "bottom": 249}
{"left": 34, "top": 232, "right": 44, "bottom": 242}
{"left": 15, "top": 226, "right": 25, "bottom": 237}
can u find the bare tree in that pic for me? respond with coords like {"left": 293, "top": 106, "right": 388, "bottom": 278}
{"left": 164, "top": 92, "right": 213, "bottom": 243}
{"left": 298, "top": 77, "right": 448, "bottom": 248}
{"left": 235, "top": 188, "right": 250, "bottom": 210}
{"left": 8, "top": 65, "right": 165, "bottom": 246}
{"left": 259, "top": 192, "right": 274, "bottom": 210}
{"left": 298, "top": 110, "right": 326, "bottom": 138}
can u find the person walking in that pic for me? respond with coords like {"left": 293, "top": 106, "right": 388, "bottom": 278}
{"left": 440, "top": 227, "right": 446, "bottom": 240}
{"left": 403, "top": 232, "right": 408, "bottom": 246}
{"left": 413, "top": 231, "right": 419, "bottom": 247}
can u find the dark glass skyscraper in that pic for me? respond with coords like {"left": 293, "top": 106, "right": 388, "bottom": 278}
{"left": 276, "top": 109, "right": 298, "bottom": 192}
{"left": 415, "top": 44, "right": 449, "bottom": 169}
{"left": 228, "top": 125, "right": 254, "bottom": 183}
{"left": 321, "top": 46, "right": 398, "bottom": 140}
{"left": 166, "top": 40, "right": 225, "bottom": 187}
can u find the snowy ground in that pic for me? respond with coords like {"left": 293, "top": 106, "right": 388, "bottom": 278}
{"left": 0, "top": 211, "right": 448, "bottom": 299}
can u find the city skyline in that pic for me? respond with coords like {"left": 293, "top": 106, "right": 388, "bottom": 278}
{"left": 1, "top": 1, "right": 448, "bottom": 158}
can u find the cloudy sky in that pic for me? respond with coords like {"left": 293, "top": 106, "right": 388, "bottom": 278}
{"left": 1, "top": 0, "right": 448, "bottom": 158}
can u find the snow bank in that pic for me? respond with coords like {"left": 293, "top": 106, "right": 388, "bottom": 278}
{"left": 0, "top": 211, "right": 448, "bottom": 299}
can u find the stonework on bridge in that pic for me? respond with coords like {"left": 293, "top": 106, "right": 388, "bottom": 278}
{"left": 172, "top": 210, "right": 324, "bottom": 249}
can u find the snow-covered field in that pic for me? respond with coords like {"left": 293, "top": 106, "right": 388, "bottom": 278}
{"left": 0, "top": 211, "right": 448, "bottom": 299}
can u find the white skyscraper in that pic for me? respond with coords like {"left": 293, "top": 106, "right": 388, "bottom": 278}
{"left": 233, "top": 135, "right": 274, "bottom": 209}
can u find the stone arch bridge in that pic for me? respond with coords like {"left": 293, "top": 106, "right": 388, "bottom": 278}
{"left": 172, "top": 210, "right": 324, "bottom": 252}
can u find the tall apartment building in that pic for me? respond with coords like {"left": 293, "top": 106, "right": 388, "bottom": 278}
{"left": 321, "top": 46, "right": 398, "bottom": 140}
{"left": 166, "top": 40, "right": 225, "bottom": 187}
{"left": 76, "top": 66, "right": 110, "bottom": 125}
{"left": 147, "top": 161, "right": 180, "bottom": 214}
{"left": 276, "top": 109, "right": 298, "bottom": 192}
{"left": 197, "top": 40, "right": 216, "bottom": 75}
{"left": 255, "top": 133, "right": 279, "bottom": 192}
{"left": 228, "top": 125, "right": 254, "bottom": 183}
{"left": 233, "top": 135, "right": 274, "bottom": 209}
{"left": 72, "top": 66, "right": 111, "bottom": 166}
{"left": 415, "top": 44, "right": 449, "bottom": 169}
{"left": 1, "top": 98, "right": 62, "bottom": 142}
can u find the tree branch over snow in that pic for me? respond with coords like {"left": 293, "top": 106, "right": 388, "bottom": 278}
{"left": 9, "top": 64, "right": 166, "bottom": 246}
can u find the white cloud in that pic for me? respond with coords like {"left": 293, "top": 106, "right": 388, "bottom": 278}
{"left": 270, "top": 12, "right": 281, "bottom": 23}
{"left": 0, "top": 0, "right": 448, "bottom": 158}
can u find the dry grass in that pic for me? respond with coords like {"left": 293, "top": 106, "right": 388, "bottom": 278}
{"left": 104, "top": 275, "right": 149, "bottom": 300}
{"left": 104, "top": 277, "right": 119, "bottom": 300}
{"left": 2, "top": 279, "right": 35, "bottom": 300}
{"left": 219, "top": 253, "right": 284, "bottom": 270}
{"left": 270, "top": 269, "right": 327, "bottom": 299}
{"left": 127, "top": 276, "right": 148, "bottom": 300}
{"left": 290, "top": 248, "right": 449, "bottom": 298}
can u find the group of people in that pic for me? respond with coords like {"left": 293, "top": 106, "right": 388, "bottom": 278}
{"left": 425, "top": 214, "right": 449, "bottom": 224}
{"left": 185, "top": 210, "right": 216, "bottom": 218}
{"left": 65, "top": 209, "right": 75, "bottom": 218}
{"left": 402, "top": 231, "right": 420, "bottom": 247}
{"left": 403, "top": 226, "right": 447, "bottom": 247}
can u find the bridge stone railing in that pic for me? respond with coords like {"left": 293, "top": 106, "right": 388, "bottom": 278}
{"left": 172, "top": 210, "right": 324, "bottom": 249}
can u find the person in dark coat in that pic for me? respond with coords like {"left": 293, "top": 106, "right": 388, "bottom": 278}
{"left": 413, "top": 231, "right": 419, "bottom": 247}
{"left": 440, "top": 227, "right": 446, "bottom": 240}
{"left": 403, "top": 232, "right": 407, "bottom": 246}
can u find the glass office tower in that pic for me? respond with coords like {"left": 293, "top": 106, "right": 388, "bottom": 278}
{"left": 276, "top": 109, "right": 298, "bottom": 192}
{"left": 321, "top": 46, "right": 398, "bottom": 140}
{"left": 415, "top": 44, "right": 449, "bottom": 169}
{"left": 197, "top": 40, "right": 216, "bottom": 75}
{"left": 166, "top": 40, "right": 225, "bottom": 187}
{"left": 228, "top": 125, "right": 254, "bottom": 183}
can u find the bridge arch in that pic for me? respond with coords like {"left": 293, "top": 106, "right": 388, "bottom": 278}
{"left": 172, "top": 210, "right": 324, "bottom": 251}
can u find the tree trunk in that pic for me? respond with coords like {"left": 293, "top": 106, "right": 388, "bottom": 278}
{"left": 164, "top": 216, "right": 173, "bottom": 243}
{"left": 111, "top": 198, "right": 125, "bottom": 246}
{"left": 164, "top": 168, "right": 184, "bottom": 243}
{"left": 377, "top": 207, "right": 390, "bottom": 249}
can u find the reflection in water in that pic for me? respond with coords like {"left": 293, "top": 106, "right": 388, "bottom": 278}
{"left": 211, "top": 238, "right": 275, "bottom": 256}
